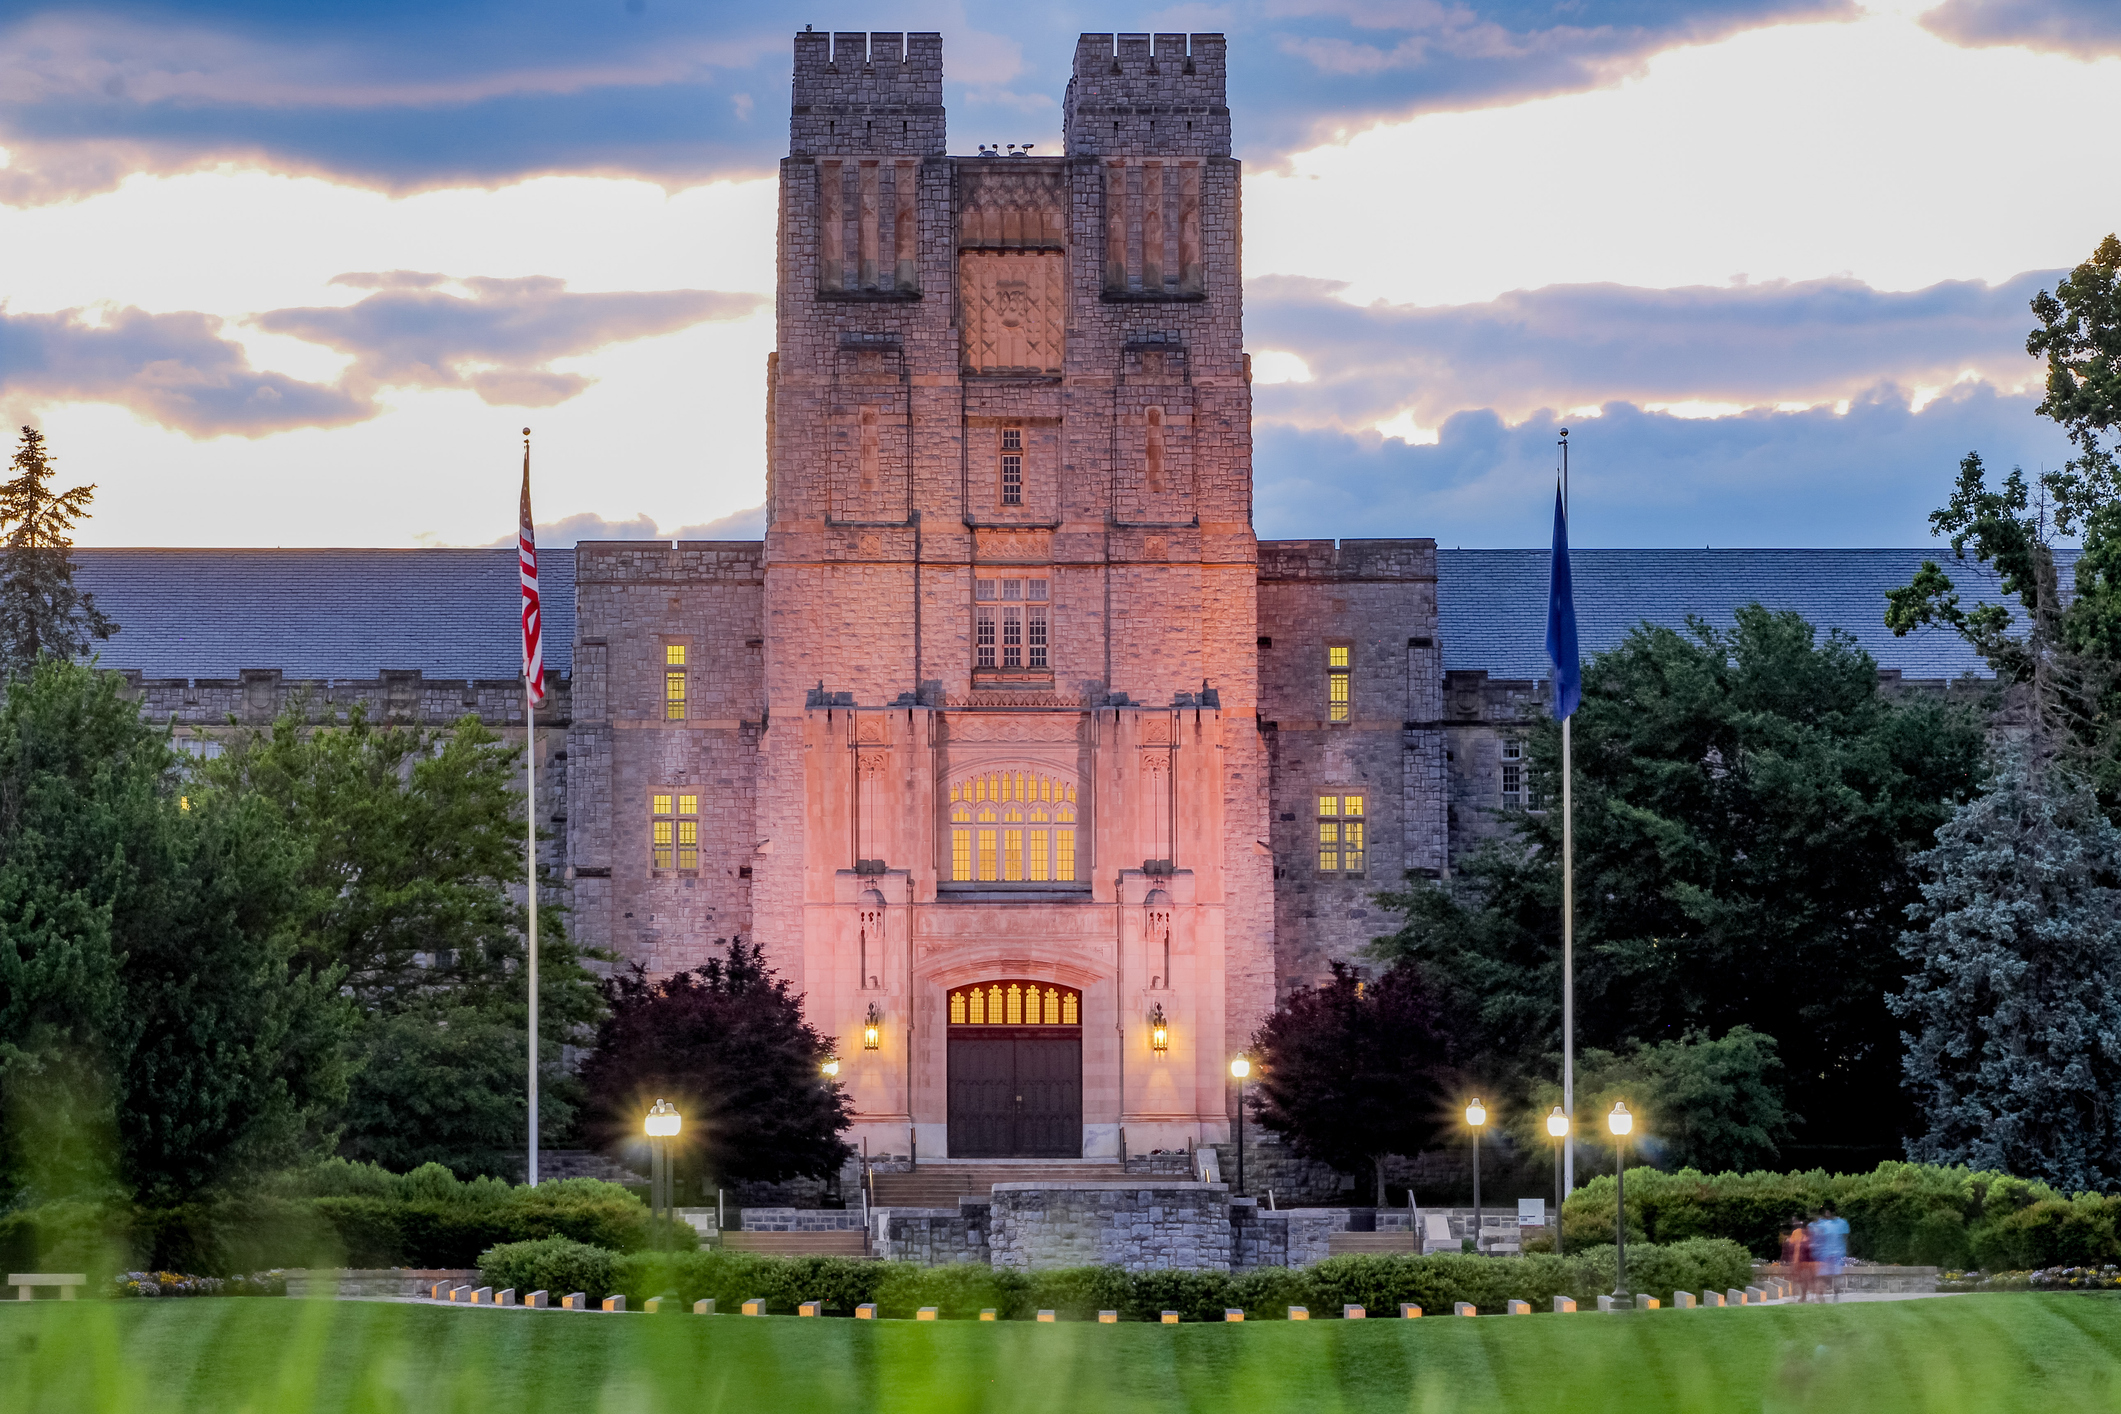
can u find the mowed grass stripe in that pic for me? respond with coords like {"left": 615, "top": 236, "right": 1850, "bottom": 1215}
{"left": 5, "top": 1294, "right": 2121, "bottom": 1414}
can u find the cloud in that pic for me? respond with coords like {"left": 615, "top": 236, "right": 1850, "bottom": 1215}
{"left": 254, "top": 274, "right": 759, "bottom": 407}
{"left": 1922, "top": 0, "right": 2121, "bottom": 57}
{"left": 3, "top": 274, "right": 759, "bottom": 435}
{"left": 0, "top": 4, "right": 1855, "bottom": 202}
{"left": 1254, "top": 381, "right": 2075, "bottom": 547}
{"left": 1249, "top": 269, "right": 2061, "bottom": 433}
{"left": 488, "top": 505, "right": 766, "bottom": 549}
{"left": 0, "top": 305, "right": 370, "bottom": 437}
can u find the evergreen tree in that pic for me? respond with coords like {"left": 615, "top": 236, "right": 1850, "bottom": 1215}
{"left": 1374, "top": 605, "right": 1985, "bottom": 1160}
{"left": 1247, "top": 961, "right": 1454, "bottom": 1204}
{"left": 0, "top": 428, "right": 115, "bottom": 675}
{"left": 1894, "top": 748, "right": 2121, "bottom": 1192}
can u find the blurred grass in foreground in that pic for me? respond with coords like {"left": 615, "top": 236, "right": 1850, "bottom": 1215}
{"left": 4, "top": 1293, "right": 2120, "bottom": 1414}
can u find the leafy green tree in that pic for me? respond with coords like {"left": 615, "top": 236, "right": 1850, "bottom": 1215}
{"left": 0, "top": 661, "right": 349, "bottom": 1204}
{"left": 1375, "top": 605, "right": 1985, "bottom": 1160}
{"left": 1514, "top": 1028, "right": 1791, "bottom": 1176}
{"left": 1247, "top": 961, "right": 1455, "bottom": 1204}
{"left": 1887, "top": 237, "right": 2121, "bottom": 798}
{"left": 578, "top": 940, "right": 853, "bottom": 1186}
{"left": 1893, "top": 748, "right": 2121, "bottom": 1192}
{"left": 0, "top": 428, "right": 115, "bottom": 675}
{"left": 204, "top": 704, "right": 603, "bottom": 1178}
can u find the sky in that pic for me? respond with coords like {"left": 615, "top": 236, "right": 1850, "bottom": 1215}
{"left": 2, "top": 0, "right": 2116, "bottom": 549}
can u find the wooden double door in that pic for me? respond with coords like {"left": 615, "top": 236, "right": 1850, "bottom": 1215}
{"left": 946, "top": 980, "right": 1083, "bottom": 1158}
{"left": 947, "top": 1032, "right": 1082, "bottom": 1158}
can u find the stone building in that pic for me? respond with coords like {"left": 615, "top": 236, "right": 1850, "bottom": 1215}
{"left": 71, "top": 31, "right": 2009, "bottom": 1172}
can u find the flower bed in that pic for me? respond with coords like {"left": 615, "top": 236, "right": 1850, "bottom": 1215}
{"left": 112, "top": 1270, "right": 288, "bottom": 1298}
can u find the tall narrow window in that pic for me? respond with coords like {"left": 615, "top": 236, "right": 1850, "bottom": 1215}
{"left": 975, "top": 578, "right": 997, "bottom": 667}
{"left": 1001, "top": 578, "right": 1023, "bottom": 668}
{"left": 665, "top": 644, "right": 687, "bottom": 720}
{"left": 651, "top": 792, "right": 699, "bottom": 870}
{"left": 1318, "top": 793, "right": 1365, "bottom": 874}
{"left": 1326, "top": 645, "right": 1351, "bottom": 722}
{"left": 1000, "top": 426, "right": 1023, "bottom": 506}
{"left": 1501, "top": 739, "right": 1525, "bottom": 807}
{"left": 1028, "top": 578, "right": 1049, "bottom": 669}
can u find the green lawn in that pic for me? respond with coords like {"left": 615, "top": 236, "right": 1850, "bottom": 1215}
{"left": 6, "top": 1294, "right": 2120, "bottom": 1414}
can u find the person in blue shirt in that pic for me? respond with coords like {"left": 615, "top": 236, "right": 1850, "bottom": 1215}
{"left": 1809, "top": 1204, "right": 1849, "bottom": 1301}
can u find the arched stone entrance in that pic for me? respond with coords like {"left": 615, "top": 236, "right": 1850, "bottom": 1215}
{"left": 946, "top": 980, "right": 1082, "bottom": 1157}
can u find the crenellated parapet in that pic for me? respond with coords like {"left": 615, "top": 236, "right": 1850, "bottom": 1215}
{"left": 790, "top": 30, "right": 945, "bottom": 157}
{"left": 1063, "top": 32, "right": 1229, "bottom": 158}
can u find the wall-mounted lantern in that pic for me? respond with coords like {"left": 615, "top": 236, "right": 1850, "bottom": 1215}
{"left": 1148, "top": 1002, "right": 1170, "bottom": 1054}
{"left": 863, "top": 1002, "right": 884, "bottom": 1051}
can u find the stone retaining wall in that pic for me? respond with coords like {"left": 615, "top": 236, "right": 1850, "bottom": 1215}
{"left": 876, "top": 1201, "right": 992, "bottom": 1264}
{"left": 286, "top": 1268, "right": 478, "bottom": 1299}
{"left": 988, "top": 1183, "right": 1233, "bottom": 1273}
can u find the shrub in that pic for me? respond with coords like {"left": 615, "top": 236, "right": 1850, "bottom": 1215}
{"left": 478, "top": 1237, "right": 619, "bottom": 1300}
{"left": 1022, "top": 1266, "right": 1135, "bottom": 1321}
{"left": 1570, "top": 1239, "right": 1752, "bottom": 1302}
{"left": 1123, "top": 1268, "right": 1236, "bottom": 1322}
{"left": 874, "top": 1262, "right": 1028, "bottom": 1319}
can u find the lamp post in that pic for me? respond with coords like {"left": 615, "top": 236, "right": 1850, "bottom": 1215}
{"left": 1230, "top": 1055, "right": 1251, "bottom": 1196}
{"left": 1546, "top": 1106, "right": 1570, "bottom": 1256}
{"left": 645, "top": 1098, "right": 681, "bottom": 1251}
{"left": 1608, "top": 1101, "right": 1633, "bottom": 1299}
{"left": 1466, "top": 1099, "right": 1487, "bottom": 1254}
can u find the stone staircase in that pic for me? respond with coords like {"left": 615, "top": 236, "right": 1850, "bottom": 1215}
{"left": 870, "top": 1162, "right": 1127, "bottom": 1209}
{"left": 720, "top": 1232, "right": 872, "bottom": 1258}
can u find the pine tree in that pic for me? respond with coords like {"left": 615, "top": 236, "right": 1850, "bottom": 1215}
{"left": 1893, "top": 747, "right": 2121, "bottom": 1191}
{"left": 0, "top": 428, "right": 115, "bottom": 676}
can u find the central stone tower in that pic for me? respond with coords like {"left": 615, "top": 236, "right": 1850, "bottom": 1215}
{"left": 754, "top": 30, "right": 1268, "bottom": 1161}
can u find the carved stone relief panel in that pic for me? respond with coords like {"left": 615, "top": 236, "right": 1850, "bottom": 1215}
{"left": 973, "top": 528, "right": 1053, "bottom": 564}
{"left": 961, "top": 251, "right": 1065, "bottom": 375}
{"left": 957, "top": 164, "right": 1069, "bottom": 249}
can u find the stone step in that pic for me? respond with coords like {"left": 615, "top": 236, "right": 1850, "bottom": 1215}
{"left": 870, "top": 1165, "right": 1129, "bottom": 1208}
{"left": 720, "top": 1232, "right": 873, "bottom": 1257}
{"left": 1327, "top": 1232, "right": 1418, "bottom": 1256}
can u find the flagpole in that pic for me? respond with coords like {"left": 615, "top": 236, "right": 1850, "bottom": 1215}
{"left": 1559, "top": 428, "right": 1575, "bottom": 1197}
{"left": 522, "top": 427, "right": 541, "bottom": 1189}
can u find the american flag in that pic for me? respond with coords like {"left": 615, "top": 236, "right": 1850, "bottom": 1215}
{"left": 519, "top": 428, "right": 544, "bottom": 706}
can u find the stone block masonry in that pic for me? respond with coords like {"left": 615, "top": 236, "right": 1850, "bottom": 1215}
{"left": 988, "top": 1183, "right": 1233, "bottom": 1273}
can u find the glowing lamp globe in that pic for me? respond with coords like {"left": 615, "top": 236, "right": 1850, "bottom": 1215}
{"left": 1230, "top": 1056, "right": 1250, "bottom": 1080}
{"left": 645, "top": 1098, "right": 681, "bottom": 1138}
{"left": 1607, "top": 1101, "right": 1633, "bottom": 1136}
{"left": 1466, "top": 1099, "right": 1487, "bottom": 1128}
{"left": 821, "top": 1057, "right": 840, "bottom": 1078}
{"left": 1546, "top": 1106, "right": 1570, "bottom": 1139}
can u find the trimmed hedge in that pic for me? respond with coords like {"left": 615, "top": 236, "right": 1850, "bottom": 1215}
{"left": 479, "top": 1239, "right": 1752, "bottom": 1318}
{"left": 1558, "top": 1161, "right": 2121, "bottom": 1269}
{"left": 0, "top": 1162, "right": 685, "bottom": 1277}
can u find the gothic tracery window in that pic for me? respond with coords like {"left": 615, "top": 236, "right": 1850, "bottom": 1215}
{"left": 947, "top": 769, "right": 1079, "bottom": 883}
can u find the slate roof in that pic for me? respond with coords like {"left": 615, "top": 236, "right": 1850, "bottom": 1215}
{"left": 60, "top": 545, "right": 2028, "bottom": 687}
{"left": 1435, "top": 548, "right": 2039, "bottom": 683}
{"left": 72, "top": 549, "right": 577, "bottom": 681}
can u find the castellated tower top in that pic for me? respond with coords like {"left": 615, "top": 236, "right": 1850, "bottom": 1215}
{"left": 790, "top": 30, "right": 945, "bottom": 156}
{"left": 1063, "top": 33, "right": 1230, "bottom": 158}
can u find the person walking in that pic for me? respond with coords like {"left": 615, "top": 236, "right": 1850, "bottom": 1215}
{"left": 1781, "top": 1216, "right": 1812, "bottom": 1301}
{"left": 1809, "top": 1205, "right": 1848, "bottom": 1302}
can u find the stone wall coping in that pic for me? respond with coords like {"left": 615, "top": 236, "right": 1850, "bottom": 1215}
{"left": 990, "top": 1181, "right": 1226, "bottom": 1192}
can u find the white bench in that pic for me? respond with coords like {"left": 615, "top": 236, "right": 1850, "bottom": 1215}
{"left": 11, "top": 1274, "right": 86, "bottom": 1302}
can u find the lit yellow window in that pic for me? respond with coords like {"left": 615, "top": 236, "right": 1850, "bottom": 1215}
{"left": 1318, "top": 794, "right": 1366, "bottom": 874}
{"left": 1004, "top": 828, "right": 1024, "bottom": 880}
{"left": 1006, "top": 984, "right": 1023, "bottom": 1025}
{"left": 950, "top": 991, "right": 967, "bottom": 1024}
{"left": 952, "top": 827, "right": 971, "bottom": 881}
{"left": 1061, "top": 991, "right": 1079, "bottom": 1025}
{"left": 651, "top": 791, "right": 699, "bottom": 871}
{"left": 973, "top": 987, "right": 990, "bottom": 1024}
{"left": 1327, "top": 645, "right": 1351, "bottom": 722}
{"left": 1056, "top": 828, "right": 1075, "bottom": 882}
{"left": 978, "top": 829, "right": 998, "bottom": 881}
{"left": 665, "top": 644, "right": 687, "bottom": 720}
{"left": 1029, "top": 830, "right": 1050, "bottom": 882}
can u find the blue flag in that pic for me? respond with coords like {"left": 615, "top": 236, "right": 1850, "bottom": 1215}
{"left": 1546, "top": 485, "right": 1581, "bottom": 720}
